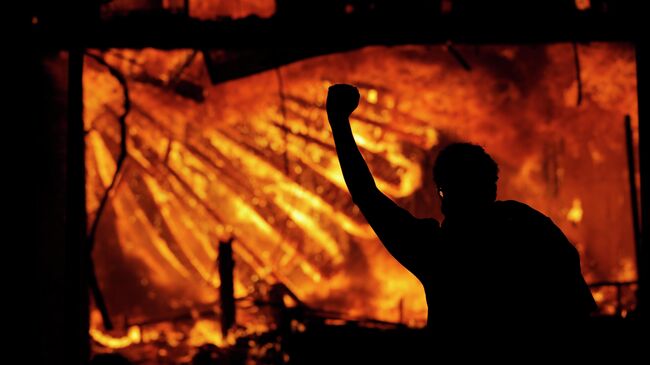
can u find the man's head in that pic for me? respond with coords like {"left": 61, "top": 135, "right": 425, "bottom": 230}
{"left": 433, "top": 143, "right": 499, "bottom": 217}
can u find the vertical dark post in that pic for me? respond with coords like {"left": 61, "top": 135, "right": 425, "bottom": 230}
{"left": 616, "top": 284, "right": 623, "bottom": 318}
{"left": 636, "top": 41, "right": 648, "bottom": 319}
{"left": 66, "top": 48, "right": 90, "bottom": 364}
{"left": 625, "top": 115, "right": 642, "bottom": 292}
{"left": 219, "top": 239, "right": 236, "bottom": 337}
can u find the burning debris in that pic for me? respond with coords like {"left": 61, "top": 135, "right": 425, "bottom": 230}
{"left": 84, "top": 43, "right": 638, "bottom": 362}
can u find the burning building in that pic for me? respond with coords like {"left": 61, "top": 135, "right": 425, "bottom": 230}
{"left": 32, "top": 1, "right": 646, "bottom": 364}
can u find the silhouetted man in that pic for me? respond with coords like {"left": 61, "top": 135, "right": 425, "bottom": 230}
{"left": 326, "top": 84, "right": 596, "bottom": 328}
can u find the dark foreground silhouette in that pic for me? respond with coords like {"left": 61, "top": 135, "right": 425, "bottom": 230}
{"left": 326, "top": 84, "right": 597, "bottom": 329}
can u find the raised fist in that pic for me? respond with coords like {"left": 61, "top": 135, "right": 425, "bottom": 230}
{"left": 326, "top": 84, "right": 360, "bottom": 119}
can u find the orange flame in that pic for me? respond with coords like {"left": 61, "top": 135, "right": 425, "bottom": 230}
{"left": 566, "top": 198, "right": 583, "bottom": 224}
{"left": 85, "top": 43, "right": 638, "bottom": 349}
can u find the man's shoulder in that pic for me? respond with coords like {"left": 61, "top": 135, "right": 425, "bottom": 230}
{"left": 493, "top": 200, "right": 556, "bottom": 229}
{"left": 495, "top": 200, "right": 549, "bottom": 218}
{"left": 494, "top": 200, "right": 575, "bottom": 249}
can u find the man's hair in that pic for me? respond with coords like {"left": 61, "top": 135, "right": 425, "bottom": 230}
{"left": 433, "top": 143, "right": 499, "bottom": 193}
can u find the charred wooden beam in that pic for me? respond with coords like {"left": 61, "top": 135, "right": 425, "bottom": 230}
{"left": 65, "top": 48, "right": 90, "bottom": 365}
{"left": 219, "top": 238, "right": 236, "bottom": 337}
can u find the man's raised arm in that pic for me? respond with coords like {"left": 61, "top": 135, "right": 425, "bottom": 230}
{"left": 326, "top": 84, "right": 436, "bottom": 273}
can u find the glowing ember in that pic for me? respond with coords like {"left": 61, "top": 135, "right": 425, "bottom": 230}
{"left": 567, "top": 198, "right": 583, "bottom": 224}
{"left": 187, "top": 320, "right": 229, "bottom": 347}
{"left": 90, "top": 326, "right": 141, "bottom": 349}
{"left": 575, "top": 0, "right": 591, "bottom": 11}
{"left": 367, "top": 89, "right": 379, "bottom": 104}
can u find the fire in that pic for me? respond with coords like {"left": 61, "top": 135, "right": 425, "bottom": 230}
{"left": 566, "top": 198, "right": 583, "bottom": 224}
{"left": 575, "top": 0, "right": 591, "bottom": 11}
{"left": 85, "top": 43, "right": 638, "bottom": 353}
{"left": 187, "top": 320, "right": 229, "bottom": 347}
{"left": 90, "top": 326, "right": 141, "bottom": 349}
{"left": 367, "top": 89, "right": 379, "bottom": 104}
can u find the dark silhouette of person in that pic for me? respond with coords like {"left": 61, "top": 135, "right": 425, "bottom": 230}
{"left": 325, "top": 84, "right": 597, "bottom": 328}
